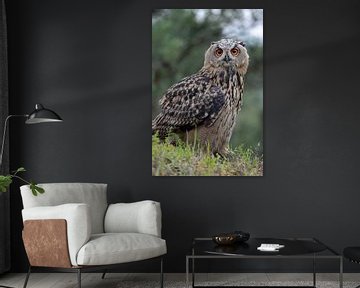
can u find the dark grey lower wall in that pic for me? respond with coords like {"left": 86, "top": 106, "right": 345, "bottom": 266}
{"left": 5, "top": 0, "right": 360, "bottom": 273}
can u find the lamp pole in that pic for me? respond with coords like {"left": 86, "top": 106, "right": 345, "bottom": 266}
{"left": 0, "top": 115, "right": 27, "bottom": 288}
{"left": 0, "top": 114, "right": 28, "bottom": 169}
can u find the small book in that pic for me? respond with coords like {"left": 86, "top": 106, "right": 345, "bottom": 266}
{"left": 257, "top": 243, "right": 285, "bottom": 251}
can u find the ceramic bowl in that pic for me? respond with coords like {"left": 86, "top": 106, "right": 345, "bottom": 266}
{"left": 212, "top": 234, "right": 237, "bottom": 245}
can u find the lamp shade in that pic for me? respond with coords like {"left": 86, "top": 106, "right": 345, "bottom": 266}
{"left": 25, "top": 104, "right": 63, "bottom": 124}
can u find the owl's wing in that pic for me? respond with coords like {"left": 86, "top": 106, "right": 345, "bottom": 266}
{"left": 152, "top": 74, "right": 225, "bottom": 137}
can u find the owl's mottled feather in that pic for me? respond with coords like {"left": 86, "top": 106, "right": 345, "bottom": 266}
{"left": 152, "top": 39, "right": 249, "bottom": 155}
{"left": 152, "top": 73, "right": 225, "bottom": 138}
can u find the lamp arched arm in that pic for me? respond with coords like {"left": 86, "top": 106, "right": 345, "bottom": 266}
{"left": 0, "top": 114, "right": 28, "bottom": 169}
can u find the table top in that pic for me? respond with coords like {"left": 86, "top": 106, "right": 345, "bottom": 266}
{"left": 190, "top": 237, "right": 340, "bottom": 258}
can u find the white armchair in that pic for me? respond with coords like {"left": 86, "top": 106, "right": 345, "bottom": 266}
{"left": 20, "top": 183, "right": 166, "bottom": 288}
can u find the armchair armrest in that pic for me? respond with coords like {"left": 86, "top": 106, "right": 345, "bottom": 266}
{"left": 104, "top": 200, "right": 162, "bottom": 237}
{"left": 22, "top": 203, "right": 91, "bottom": 266}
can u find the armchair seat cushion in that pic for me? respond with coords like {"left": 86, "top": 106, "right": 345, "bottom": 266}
{"left": 76, "top": 233, "right": 167, "bottom": 266}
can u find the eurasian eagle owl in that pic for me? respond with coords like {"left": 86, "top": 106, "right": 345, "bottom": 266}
{"left": 152, "top": 39, "right": 249, "bottom": 156}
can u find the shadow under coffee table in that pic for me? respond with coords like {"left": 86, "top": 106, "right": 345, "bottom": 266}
{"left": 186, "top": 237, "right": 343, "bottom": 288}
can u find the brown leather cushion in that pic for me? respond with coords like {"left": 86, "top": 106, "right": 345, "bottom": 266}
{"left": 23, "top": 219, "right": 72, "bottom": 268}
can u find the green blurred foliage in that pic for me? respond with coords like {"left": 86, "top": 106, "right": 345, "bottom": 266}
{"left": 152, "top": 9, "right": 263, "bottom": 153}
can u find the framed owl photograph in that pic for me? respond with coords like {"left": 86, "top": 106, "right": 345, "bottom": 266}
{"left": 152, "top": 9, "right": 263, "bottom": 176}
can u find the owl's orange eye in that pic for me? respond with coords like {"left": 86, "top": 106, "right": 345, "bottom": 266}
{"left": 230, "top": 48, "right": 240, "bottom": 56}
{"left": 214, "top": 48, "right": 223, "bottom": 57}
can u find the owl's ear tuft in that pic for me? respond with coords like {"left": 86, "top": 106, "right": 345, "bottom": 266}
{"left": 238, "top": 41, "right": 246, "bottom": 47}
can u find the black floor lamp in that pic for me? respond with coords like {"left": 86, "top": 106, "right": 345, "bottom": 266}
{"left": 0, "top": 103, "right": 62, "bottom": 288}
{"left": 0, "top": 103, "right": 63, "bottom": 167}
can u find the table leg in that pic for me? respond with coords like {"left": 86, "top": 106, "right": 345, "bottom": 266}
{"left": 313, "top": 254, "right": 316, "bottom": 287}
{"left": 186, "top": 257, "right": 188, "bottom": 288}
{"left": 192, "top": 257, "right": 195, "bottom": 288}
{"left": 339, "top": 256, "right": 343, "bottom": 288}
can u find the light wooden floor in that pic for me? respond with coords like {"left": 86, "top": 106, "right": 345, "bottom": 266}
{"left": 0, "top": 273, "right": 359, "bottom": 288}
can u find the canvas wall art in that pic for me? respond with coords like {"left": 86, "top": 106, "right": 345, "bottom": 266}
{"left": 152, "top": 9, "right": 263, "bottom": 176}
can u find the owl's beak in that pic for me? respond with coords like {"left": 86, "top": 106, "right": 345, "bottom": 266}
{"left": 223, "top": 54, "right": 231, "bottom": 63}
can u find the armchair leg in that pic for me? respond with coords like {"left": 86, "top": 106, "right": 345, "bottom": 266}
{"left": 101, "top": 270, "right": 107, "bottom": 279}
{"left": 23, "top": 266, "right": 31, "bottom": 288}
{"left": 160, "top": 257, "right": 164, "bottom": 288}
{"left": 77, "top": 268, "right": 81, "bottom": 288}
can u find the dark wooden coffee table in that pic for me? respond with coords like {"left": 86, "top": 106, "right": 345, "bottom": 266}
{"left": 186, "top": 237, "right": 343, "bottom": 288}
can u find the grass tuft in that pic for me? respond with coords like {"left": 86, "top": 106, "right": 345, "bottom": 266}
{"left": 152, "top": 135, "right": 263, "bottom": 176}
